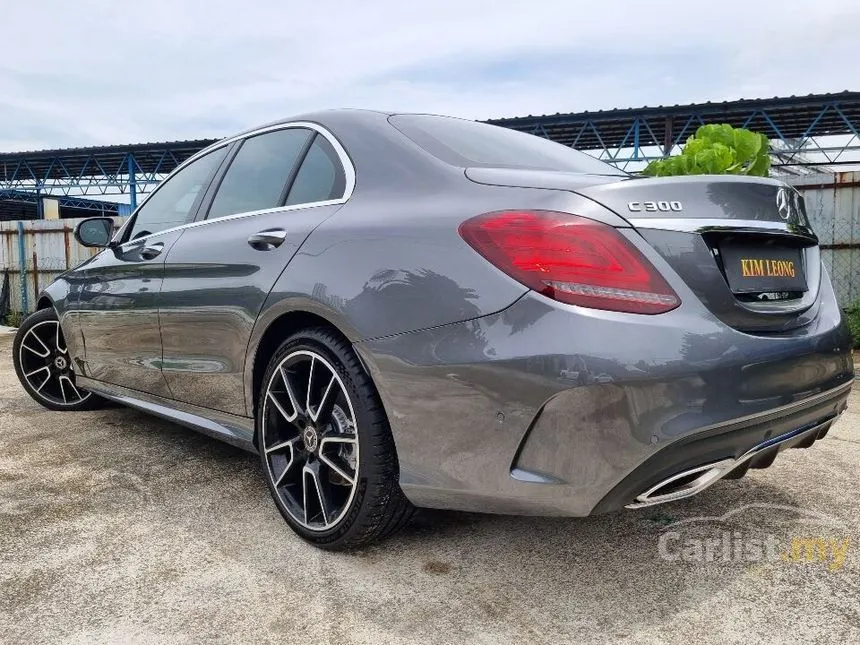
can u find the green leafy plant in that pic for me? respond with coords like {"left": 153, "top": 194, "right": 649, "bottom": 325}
{"left": 643, "top": 124, "right": 770, "bottom": 177}
{"left": 2, "top": 311, "right": 23, "bottom": 329}
{"left": 845, "top": 301, "right": 860, "bottom": 349}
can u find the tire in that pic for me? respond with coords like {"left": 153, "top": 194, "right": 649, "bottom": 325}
{"left": 257, "top": 327, "right": 413, "bottom": 550}
{"left": 12, "top": 308, "right": 105, "bottom": 411}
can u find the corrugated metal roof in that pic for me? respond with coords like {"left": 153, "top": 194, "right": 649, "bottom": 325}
{"left": 486, "top": 90, "right": 859, "bottom": 122}
{"left": 0, "top": 138, "right": 220, "bottom": 158}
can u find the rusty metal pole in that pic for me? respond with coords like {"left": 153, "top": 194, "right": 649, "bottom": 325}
{"left": 32, "top": 250, "right": 39, "bottom": 298}
{"left": 63, "top": 225, "right": 71, "bottom": 269}
{"left": 663, "top": 116, "right": 674, "bottom": 157}
{"left": 16, "top": 220, "right": 27, "bottom": 313}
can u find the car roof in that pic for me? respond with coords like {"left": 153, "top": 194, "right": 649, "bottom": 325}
{"left": 239, "top": 108, "right": 394, "bottom": 136}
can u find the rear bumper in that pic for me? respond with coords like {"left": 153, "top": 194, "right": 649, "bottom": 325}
{"left": 356, "top": 287, "right": 855, "bottom": 517}
{"left": 593, "top": 380, "right": 851, "bottom": 513}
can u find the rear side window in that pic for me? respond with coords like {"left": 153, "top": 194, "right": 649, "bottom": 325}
{"left": 207, "top": 128, "right": 312, "bottom": 219}
{"left": 389, "top": 114, "right": 625, "bottom": 176}
{"left": 285, "top": 135, "right": 346, "bottom": 206}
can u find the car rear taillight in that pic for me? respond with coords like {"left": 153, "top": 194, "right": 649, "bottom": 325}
{"left": 458, "top": 210, "right": 680, "bottom": 314}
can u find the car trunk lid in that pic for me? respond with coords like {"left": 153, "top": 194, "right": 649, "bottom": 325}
{"left": 466, "top": 169, "right": 820, "bottom": 333}
{"left": 575, "top": 175, "right": 820, "bottom": 333}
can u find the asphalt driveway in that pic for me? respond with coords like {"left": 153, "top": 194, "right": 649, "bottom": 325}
{"left": 0, "top": 329, "right": 857, "bottom": 644}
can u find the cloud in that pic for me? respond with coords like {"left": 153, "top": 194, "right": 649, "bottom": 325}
{"left": 0, "top": 0, "right": 858, "bottom": 150}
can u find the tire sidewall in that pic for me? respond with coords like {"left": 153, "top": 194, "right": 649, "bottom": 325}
{"left": 12, "top": 308, "right": 98, "bottom": 412}
{"left": 257, "top": 330, "right": 378, "bottom": 546}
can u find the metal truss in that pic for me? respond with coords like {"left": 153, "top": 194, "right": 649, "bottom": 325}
{"left": 0, "top": 154, "right": 165, "bottom": 197}
{"left": 488, "top": 91, "right": 860, "bottom": 173}
{"left": 1, "top": 93, "right": 858, "bottom": 212}
{"left": 0, "top": 139, "right": 215, "bottom": 208}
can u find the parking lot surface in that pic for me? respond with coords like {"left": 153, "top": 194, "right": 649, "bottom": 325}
{"left": 0, "top": 329, "right": 858, "bottom": 644}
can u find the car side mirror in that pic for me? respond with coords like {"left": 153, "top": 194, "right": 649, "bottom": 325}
{"left": 74, "top": 217, "right": 115, "bottom": 248}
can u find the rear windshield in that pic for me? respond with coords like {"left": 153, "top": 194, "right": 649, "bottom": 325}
{"left": 389, "top": 114, "right": 625, "bottom": 176}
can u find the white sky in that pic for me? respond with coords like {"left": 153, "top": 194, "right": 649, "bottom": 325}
{"left": 0, "top": 0, "right": 858, "bottom": 151}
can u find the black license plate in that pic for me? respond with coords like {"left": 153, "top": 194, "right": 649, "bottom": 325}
{"left": 719, "top": 243, "right": 807, "bottom": 294}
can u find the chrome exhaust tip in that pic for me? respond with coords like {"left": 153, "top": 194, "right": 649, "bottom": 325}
{"left": 625, "top": 459, "right": 737, "bottom": 508}
{"left": 625, "top": 415, "right": 839, "bottom": 510}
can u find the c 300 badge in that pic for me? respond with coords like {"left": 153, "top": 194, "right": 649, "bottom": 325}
{"left": 627, "top": 200, "right": 683, "bottom": 212}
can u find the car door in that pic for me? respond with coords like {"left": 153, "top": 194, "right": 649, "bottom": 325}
{"left": 158, "top": 124, "right": 352, "bottom": 416}
{"left": 74, "top": 146, "right": 230, "bottom": 397}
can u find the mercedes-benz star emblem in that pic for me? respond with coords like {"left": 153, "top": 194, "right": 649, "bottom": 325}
{"left": 302, "top": 426, "right": 319, "bottom": 452}
{"left": 775, "top": 187, "right": 793, "bottom": 221}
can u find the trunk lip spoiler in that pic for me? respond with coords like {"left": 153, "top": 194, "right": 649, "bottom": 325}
{"left": 626, "top": 217, "right": 817, "bottom": 242}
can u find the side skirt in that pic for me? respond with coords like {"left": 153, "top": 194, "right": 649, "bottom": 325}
{"left": 76, "top": 375, "right": 257, "bottom": 453}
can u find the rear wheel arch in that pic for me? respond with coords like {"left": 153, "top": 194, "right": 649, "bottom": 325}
{"left": 256, "top": 325, "right": 414, "bottom": 548}
{"left": 250, "top": 310, "right": 358, "bottom": 424}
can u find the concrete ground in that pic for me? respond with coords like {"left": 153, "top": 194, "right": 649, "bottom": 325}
{"left": 0, "top": 328, "right": 857, "bottom": 645}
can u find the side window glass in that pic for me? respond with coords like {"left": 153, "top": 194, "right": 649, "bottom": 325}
{"left": 207, "top": 128, "right": 312, "bottom": 219}
{"left": 127, "top": 147, "right": 227, "bottom": 240}
{"left": 285, "top": 135, "right": 346, "bottom": 206}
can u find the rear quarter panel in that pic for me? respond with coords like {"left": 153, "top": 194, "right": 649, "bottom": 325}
{"left": 254, "top": 183, "right": 602, "bottom": 341}
{"left": 244, "top": 183, "right": 613, "bottom": 414}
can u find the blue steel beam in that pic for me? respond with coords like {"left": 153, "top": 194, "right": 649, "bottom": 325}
{"left": 127, "top": 154, "right": 138, "bottom": 210}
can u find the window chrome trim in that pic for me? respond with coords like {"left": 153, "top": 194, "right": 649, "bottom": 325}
{"left": 116, "top": 198, "right": 346, "bottom": 248}
{"left": 113, "top": 121, "right": 355, "bottom": 248}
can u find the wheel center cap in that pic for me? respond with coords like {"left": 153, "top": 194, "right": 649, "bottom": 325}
{"left": 302, "top": 425, "right": 319, "bottom": 452}
{"left": 54, "top": 356, "right": 67, "bottom": 370}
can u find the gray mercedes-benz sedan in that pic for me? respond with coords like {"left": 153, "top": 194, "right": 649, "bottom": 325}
{"left": 12, "top": 110, "right": 854, "bottom": 549}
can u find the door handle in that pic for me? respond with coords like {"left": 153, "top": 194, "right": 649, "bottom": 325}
{"left": 140, "top": 241, "right": 164, "bottom": 260}
{"left": 248, "top": 228, "right": 288, "bottom": 251}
